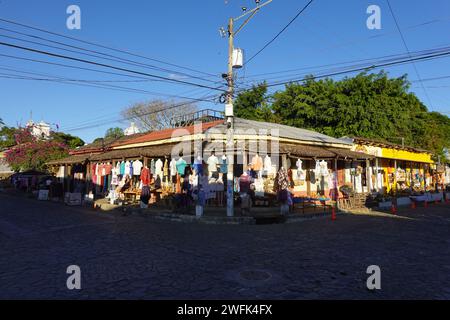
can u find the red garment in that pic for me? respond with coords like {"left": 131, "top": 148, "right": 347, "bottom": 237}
{"left": 140, "top": 167, "right": 151, "bottom": 186}
{"left": 98, "top": 164, "right": 105, "bottom": 176}
{"left": 239, "top": 173, "right": 252, "bottom": 193}
{"left": 104, "top": 164, "right": 113, "bottom": 175}
{"left": 90, "top": 164, "right": 96, "bottom": 182}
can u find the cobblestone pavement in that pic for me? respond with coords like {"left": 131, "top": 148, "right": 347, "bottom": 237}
{"left": 1, "top": 193, "right": 450, "bottom": 299}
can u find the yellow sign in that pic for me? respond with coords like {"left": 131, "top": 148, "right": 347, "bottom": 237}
{"left": 381, "top": 148, "right": 433, "bottom": 163}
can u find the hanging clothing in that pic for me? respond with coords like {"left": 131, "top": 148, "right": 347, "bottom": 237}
{"left": 170, "top": 158, "right": 177, "bottom": 177}
{"left": 264, "top": 156, "right": 272, "bottom": 173}
{"left": 155, "top": 159, "right": 163, "bottom": 178}
{"left": 132, "top": 160, "right": 143, "bottom": 176}
{"left": 119, "top": 161, "right": 125, "bottom": 175}
{"left": 274, "top": 167, "right": 289, "bottom": 192}
{"left": 194, "top": 157, "right": 203, "bottom": 175}
{"left": 163, "top": 159, "right": 169, "bottom": 177}
{"left": 207, "top": 155, "right": 219, "bottom": 173}
{"left": 251, "top": 154, "right": 263, "bottom": 171}
{"left": 319, "top": 160, "right": 329, "bottom": 177}
{"left": 111, "top": 167, "right": 119, "bottom": 186}
{"left": 220, "top": 157, "right": 228, "bottom": 174}
{"left": 124, "top": 161, "right": 131, "bottom": 176}
{"left": 150, "top": 159, "right": 156, "bottom": 175}
{"left": 129, "top": 161, "right": 134, "bottom": 176}
{"left": 140, "top": 167, "right": 151, "bottom": 186}
{"left": 104, "top": 163, "right": 112, "bottom": 175}
{"left": 176, "top": 158, "right": 187, "bottom": 176}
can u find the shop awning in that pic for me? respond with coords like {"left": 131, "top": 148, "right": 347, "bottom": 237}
{"left": 280, "top": 144, "right": 375, "bottom": 160}
{"left": 47, "top": 154, "right": 91, "bottom": 165}
{"left": 90, "top": 144, "right": 179, "bottom": 161}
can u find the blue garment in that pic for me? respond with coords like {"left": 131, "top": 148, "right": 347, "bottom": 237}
{"left": 129, "top": 161, "right": 133, "bottom": 176}
{"left": 120, "top": 162, "right": 125, "bottom": 175}
{"left": 193, "top": 162, "right": 203, "bottom": 176}
{"left": 220, "top": 158, "right": 228, "bottom": 174}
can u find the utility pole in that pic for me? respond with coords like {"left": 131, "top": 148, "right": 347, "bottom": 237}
{"left": 223, "top": 0, "right": 272, "bottom": 217}
{"left": 225, "top": 17, "right": 235, "bottom": 217}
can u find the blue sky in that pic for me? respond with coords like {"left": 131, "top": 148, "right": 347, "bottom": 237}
{"left": 1, "top": 0, "right": 450, "bottom": 142}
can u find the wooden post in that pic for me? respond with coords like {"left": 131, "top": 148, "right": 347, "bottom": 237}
{"left": 282, "top": 154, "right": 287, "bottom": 170}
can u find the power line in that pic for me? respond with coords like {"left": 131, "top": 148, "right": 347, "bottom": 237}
{"left": 0, "top": 17, "right": 218, "bottom": 78}
{"left": 0, "top": 26, "right": 220, "bottom": 84}
{"left": 241, "top": 44, "right": 450, "bottom": 81}
{"left": 61, "top": 95, "right": 218, "bottom": 132}
{"left": 237, "top": 44, "right": 450, "bottom": 90}
{"left": 0, "top": 71, "right": 218, "bottom": 102}
{"left": 245, "top": 0, "right": 315, "bottom": 65}
{"left": 242, "top": 47, "right": 450, "bottom": 90}
{"left": 0, "top": 40, "right": 227, "bottom": 92}
{"left": 386, "top": 0, "right": 434, "bottom": 110}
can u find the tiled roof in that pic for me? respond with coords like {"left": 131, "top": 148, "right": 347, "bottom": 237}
{"left": 112, "top": 120, "right": 224, "bottom": 147}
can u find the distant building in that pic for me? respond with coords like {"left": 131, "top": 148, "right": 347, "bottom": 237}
{"left": 124, "top": 122, "right": 140, "bottom": 136}
{"left": 26, "top": 120, "right": 51, "bottom": 139}
{"left": 0, "top": 151, "right": 13, "bottom": 175}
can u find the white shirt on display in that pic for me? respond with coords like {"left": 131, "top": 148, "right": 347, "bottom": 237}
{"left": 133, "top": 160, "right": 143, "bottom": 176}
{"left": 207, "top": 155, "right": 219, "bottom": 172}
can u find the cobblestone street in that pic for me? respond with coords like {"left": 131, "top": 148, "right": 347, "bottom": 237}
{"left": 0, "top": 193, "right": 450, "bottom": 299}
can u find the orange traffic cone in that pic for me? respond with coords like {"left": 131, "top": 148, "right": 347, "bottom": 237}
{"left": 411, "top": 201, "right": 416, "bottom": 209}
{"left": 331, "top": 206, "right": 336, "bottom": 221}
{"left": 391, "top": 204, "right": 397, "bottom": 215}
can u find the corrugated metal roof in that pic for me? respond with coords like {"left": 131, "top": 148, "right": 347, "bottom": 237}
{"left": 208, "top": 118, "right": 351, "bottom": 146}
{"left": 111, "top": 120, "right": 223, "bottom": 147}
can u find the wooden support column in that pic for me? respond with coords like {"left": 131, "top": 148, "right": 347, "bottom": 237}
{"left": 334, "top": 158, "right": 338, "bottom": 201}
{"left": 282, "top": 154, "right": 287, "bottom": 169}
{"left": 366, "top": 159, "right": 371, "bottom": 193}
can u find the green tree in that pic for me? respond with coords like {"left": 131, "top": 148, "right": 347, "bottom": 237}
{"left": 234, "top": 71, "right": 450, "bottom": 157}
{"left": 0, "top": 125, "right": 17, "bottom": 149}
{"left": 51, "top": 132, "right": 85, "bottom": 149}
{"left": 234, "top": 82, "right": 279, "bottom": 122}
{"left": 104, "top": 127, "right": 124, "bottom": 140}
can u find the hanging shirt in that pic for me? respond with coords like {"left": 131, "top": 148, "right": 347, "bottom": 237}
{"left": 120, "top": 161, "right": 125, "bottom": 175}
{"left": 132, "top": 160, "right": 143, "bottom": 176}
{"left": 124, "top": 161, "right": 131, "bottom": 176}
{"left": 207, "top": 155, "right": 219, "bottom": 173}
{"left": 220, "top": 157, "right": 228, "bottom": 174}
{"left": 111, "top": 167, "right": 119, "bottom": 186}
{"left": 155, "top": 159, "right": 163, "bottom": 178}
{"left": 264, "top": 156, "right": 273, "bottom": 173}
{"left": 150, "top": 159, "right": 156, "bottom": 175}
{"left": 170, "top": 159, "right": 177, "bottom": 177}
{"left": 319, "top": 160, "right": 329, "bottom": 176}
{"left": 129, "top": 161, "right": 134, "bottom": 176}
{"left": 251, "top": 155, "right": 263, "bottom": 171}
{"left": 104, "top": 163, "right": 113, "bottom": 175}
{"left": 163, "top": 159, "right": 169, "bottom": 177}
{"left": 194, "top": 157, "right": 203, "bottom": 175}
{"left": 296, "top": 159, "right": 303, "bottom": 170}
{"left": 176, "top": 158, "right": 187, "bottom": 176}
